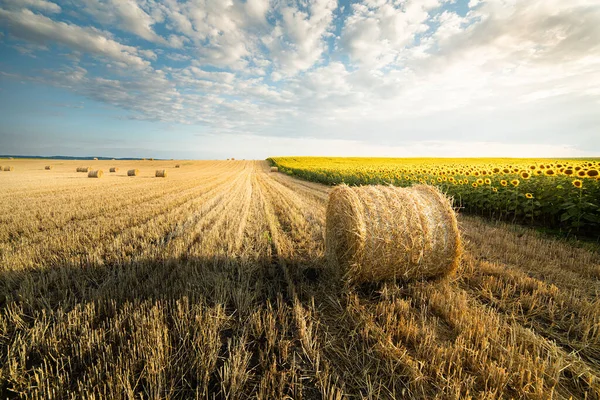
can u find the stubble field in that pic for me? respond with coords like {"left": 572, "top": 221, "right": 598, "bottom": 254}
{"left": 0, "top": 159, "right": 599, "bottom": 399}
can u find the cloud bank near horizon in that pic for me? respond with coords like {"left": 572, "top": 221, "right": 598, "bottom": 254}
{"left": 0, "top": 0, "right": 599, "bottom": 158}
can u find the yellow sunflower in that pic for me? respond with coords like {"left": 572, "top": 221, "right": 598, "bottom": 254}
{"left": 500, "top": 180, "right": 508, "bottom": 186}
{"left": 525, "top": 193, "right": 533, "bottom": 199}
{"left": 520, "top": 171, "right": 531, "bottom": 179}
{"left": 586, "top": 169, "right": 599, "bottom": 177}
{"left": 572, "top": 180, "right": 583, "bottom": 189}
{"left": 472, "top": 183, "right": 478, "bottom": 188}
{"left": 511, "top": 179, "right": 520, "bottom": 187}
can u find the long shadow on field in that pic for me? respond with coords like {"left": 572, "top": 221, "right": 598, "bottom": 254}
{"left": 0, "top": 253, "right": 350, "bottom": 398}
{"left": 0, "top": 253, "right": 333, "bottom": 313}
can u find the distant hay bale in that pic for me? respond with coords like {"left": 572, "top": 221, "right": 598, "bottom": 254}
{"left": 149, "top": 158, "right": 154, "bottom": 161}
{"left": 4, "top": 166, "right": 14, "bottom": 171}
{"left": 93, "top": 157, "right": 98, "bottom": 160}
{"left": 155, "top": 169, "right": 168, "bottom": 178}
{"left": 127, "top": 169, "right": 139, "bottom": 176}
{"left": 175, "top": 164, "right": 180, "bottom": 168}
{"left": 76, "top": 167, "right": 91, "bottom": 173}
{"left": 109, "top": 167, "right": 118, "bottom": 172}
{"left": 88, "top": 170, "right": 103, "bottom": 178}
{"left": 270, "top": 167, "right": 278, "bottom": 172}
{"left": 326, "top": 184, "right": 461, "bottom": 284}
{"left": 45, "top": 166, "right": 52, "bottom": 170}
{"left": 231, "top": 157, "right": 235, "bottom": 160}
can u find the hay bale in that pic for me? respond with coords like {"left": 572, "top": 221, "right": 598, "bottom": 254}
{"left": 326, "top": 184, "right": 461, "bottom": 284}
{"left": 76, "top": 167, "right": 91, "bottom": 173}
{"left": 45, "top": 166, "right": 53, "bottom": 170}
{"left": 4, "top": 166, "right": 14, "bottom": 171}
{"left": 127, "top": 169, "right": 139, "bottom": 176}
{"left": 93, "top": 157, "right": 98, "bottom": 160}
{"left": 109, "top": 167, "right": 118, "bottom": 173}
{"left": 175, "top": 164, "right": 180, "bottom": 168}
{"left": 155, "top": 169, "right": 168, "bottom": 178}
{"left": 88, "top": 170, "right": 103, "bottom": 178}
{"left": 270, "top": 167, "right": 278, "bottom": 172}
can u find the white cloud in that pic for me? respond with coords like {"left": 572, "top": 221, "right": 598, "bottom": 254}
{"left": 0, "top": 0, "right": 60, "bottom": 14}
{"left": 266, "top": 0, "right": 337, "bottom": 76}
{"left": 74, "top": 0, "right": 167, "bottom": 44}
{"left": 1, "top": 0, "right": 600, "bottom": 156}
{"left": 339, "top": 0, "right": 442, "bottom": 68}
{"left": 0, "top": 8, "right": 153, "bottom": 68}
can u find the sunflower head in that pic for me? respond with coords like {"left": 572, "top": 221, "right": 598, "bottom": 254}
{"left": 545, "top": 169, "right": 555, "bottom": 176}
{"left": 502, "top": 168, "right": 510, "bottom": 174}
{"left": 472, "top": 183, "right": 478, "bottom": 188}
{"left": 529, "top": 165, "right": 536, "bottom": 170}
{"left": 477, "top": 178, "right": 484, "bottom": 184}
{"left": 500, "top": 180, "right": 508, "bottom": 186}
{"left": 587, "top": 169, "right": 599, "bottom": 177}
{"left": 484, "top": 178, "right": 491, "bottom": 184}
{"left": 492, "top": 187, "right": 498, "bottom": 193}
{"left": 493, "top": 167, "right": 500, "bottom": 173}
{"left": 525, "top": 193, "right": 533, "bottom": 199}
{"left": 520, "top": 171, "right": 531, "bottom": 179}
{"left": 564, "top": 169, "right": 574, "bottom": 175}
{"left": 511, "top": 179, "right": 520, "bottom": 187}
{"left": 578, "top": 170, "right": 587, "bottom": 177}
{"left": 572, "top": 180, "right": 583, "bottom": 188}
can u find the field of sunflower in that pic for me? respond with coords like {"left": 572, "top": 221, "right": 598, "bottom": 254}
{"left": 268, "top": 157, "right": 600, "bottom": 237}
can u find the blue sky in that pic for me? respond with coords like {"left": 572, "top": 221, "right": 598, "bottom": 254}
{"left": 0, "top": 0, "right": 599, "bottom": 159}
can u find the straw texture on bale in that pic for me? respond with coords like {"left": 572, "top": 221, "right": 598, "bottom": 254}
{"left": 4, "top": 166, "right": 14, "bottom": 171}
{"left": 270, "top": 166, "right": 279, "bottom": 172}
{"left": 127, "top": 169, "right": 139, "bottom": 176}
{"left": 155, "top": 170, "right": 168, "bottom": 178}
{"left": 88, "top": 170, "right": 103, "bottom": 178}
{"left": 76, "top": 167, "right": 91, "bottom": 173}
{"left": 109, "top": 167, "right": 118, "bottom": 172}
{"left": 45, "top": 166, "right": 52, "bottom": 170}
{"left": 326, "top": 184, "right": 461, "bottom": 284}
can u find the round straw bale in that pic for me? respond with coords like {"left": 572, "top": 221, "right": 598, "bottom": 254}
{"left": 127, "top": 169, "right": 139, "bottom": 176}
{"left": 93, "top": 157, "right": 98, "bottom": 160}
{"left": 76, "top": 167, "right": 91, "bottom": 172}
{"left": 326, "top": 184, "right": 461, "bottom": 284}
{"left": 4, "top": 166, "right": 14, "bottom": 171}
{"left": 109, "top": 167, "right": 118, "bottom": 172}
{"left": 270, "top": 166, "right": 278, "bottom": 172}
{"left": 175, "top": 164, "right": 181, "bottom": 168}
{"left": 45, "top": 165, "right": 52, "bottom": 170}
{"left": 88, "top": 170, "right": 103, "bottom": 178}
{"left": 155, "top": 169, "right": 168, "bottom": 178}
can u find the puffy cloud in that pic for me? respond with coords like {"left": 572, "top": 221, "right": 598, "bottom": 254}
{"left": 339, "top": 0, "right": 442, "bottom": 68}
{"left": 72, "top": 0, "right": 166, "bottom": 44}
{"left": 0, "top": 0, "right": 60, "bottom": 13}
{"left": 0, "top": 8, "right": 153, "bottom": 68}
{"left": 1, "top": 0, "right": 600, "bottom": 155}
{"left": 265, "top": 0, "right": 337, "bottom": 76}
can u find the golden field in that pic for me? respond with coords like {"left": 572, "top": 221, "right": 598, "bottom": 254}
{"left": 0, "top": 159, "right": 599, "bottom": 399}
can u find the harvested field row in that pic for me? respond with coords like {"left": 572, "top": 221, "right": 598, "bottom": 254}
{"left": 0, "top": 160, "right": 598, "bottom": 398}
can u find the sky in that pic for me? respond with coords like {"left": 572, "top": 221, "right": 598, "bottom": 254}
{"left": 0, "top": 0, "right": 599, "bottom": 159}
